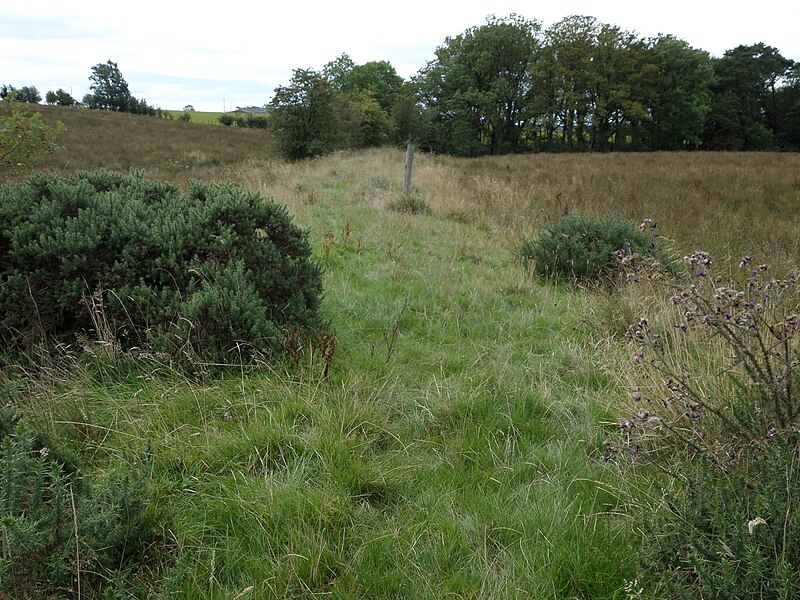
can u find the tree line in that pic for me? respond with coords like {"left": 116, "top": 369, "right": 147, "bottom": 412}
{"left": 2, "top": 60, "right": 167, "bottom": 116}
{"left": 5, "top": 15, "right": 799, "bottom": 157}
{"left": 269, "top": 14, "right": 800, "bottom": 157}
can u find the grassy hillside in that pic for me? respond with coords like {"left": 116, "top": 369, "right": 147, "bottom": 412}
{"left": 3, "top": 107, "right": 800, "bottom": 598}
{"left": 17, "top": 104, "right": 271, "bottom": 182}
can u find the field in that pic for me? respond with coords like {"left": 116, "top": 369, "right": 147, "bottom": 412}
{"left": 164, "top": 109, "right": 229, "bottom": 125}
{"left": 3, "top": 106, "right": 800, "bottom": 598}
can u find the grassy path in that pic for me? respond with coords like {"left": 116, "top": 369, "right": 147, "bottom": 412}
{"left": 20, "top": 165, "right": 641, "bottom": 598}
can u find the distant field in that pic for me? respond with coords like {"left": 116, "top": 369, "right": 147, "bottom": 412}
{"left": 26, "top": 104, "right": 272, "bottom": 179}
{"left": 164, "top": 109, "right": 227, "bottom": 124}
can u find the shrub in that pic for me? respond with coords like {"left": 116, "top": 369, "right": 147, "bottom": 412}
{"left": 0, "top": 170, "right": 325, "bottom": 363}
{"left": 521, "top": 214, "right": 658, "bottom": 281}
{"left": 0, "top": 410, "right": 164, "bottom": 598}
{"left": 637, "top": 442, "right": 800, "bottom": 599}
{"left": 613, "top": 253, "right": 800, "bottom": 597}
{"left": 1, "top": 93, "right": 62, "bottom": 175}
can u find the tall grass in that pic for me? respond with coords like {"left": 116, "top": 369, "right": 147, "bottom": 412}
{"left": 14, "top": 104, "right": 271, "bottom": 184}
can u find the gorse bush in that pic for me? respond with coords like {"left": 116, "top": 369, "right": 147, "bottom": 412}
{"left": 521, "top": 214, "right": 659, "bottom": 281}
{"left": 0, "top": 170, "right": 324, "bottom": 363}
{"left": 639, "top": 442, "right": 800, "bottom": 599}
{"left": 0, "top": 409, "right": 163, "bottom": 598}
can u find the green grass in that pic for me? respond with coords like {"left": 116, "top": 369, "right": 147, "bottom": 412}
{"left": 6, "top": 163, "right": 640, "bottom": 597}
{"left": 165, "top": 110, "right": 228, "bottom": 125}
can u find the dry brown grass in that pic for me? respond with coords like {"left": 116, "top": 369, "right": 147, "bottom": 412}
{"left": 16, "top": 104, "right": 272, "bottom": 186}
{"left": 424, "top": 152, "right": 800, "bottom": 268}
{"left": 17, "top": 106, "right": 800, "bottom": 267}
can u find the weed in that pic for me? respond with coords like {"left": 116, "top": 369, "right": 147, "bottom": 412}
{"left": 618, "top": 252, "right": 799, "bottom": 461}
{"left": 610, "top": 251, "right": 800, "bottom": 597}
{"left": 387, "top": 193, "right": 432, "bottom": 215}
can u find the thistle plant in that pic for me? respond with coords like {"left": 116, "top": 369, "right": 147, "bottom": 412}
{"left": 609, "top": 241, "right": 800, "bottom": 597}
{"left": 618, "top": 249, "right": 799, "bottom": 464}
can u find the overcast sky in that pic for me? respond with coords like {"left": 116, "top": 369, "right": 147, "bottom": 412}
{"left": 3, "top": 0, "right": 798, "bottom": 112}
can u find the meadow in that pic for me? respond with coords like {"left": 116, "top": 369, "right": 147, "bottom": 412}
{"left": 164, "top": 110, "right": 229, "bottom": 125}
{"left": 3, "top": 106, "right": 799, "bottom": 598}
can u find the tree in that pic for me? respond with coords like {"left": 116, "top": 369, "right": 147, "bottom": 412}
{"left": 337, "top": 91, "right": 395, "bottom": 147}
{"left": 416, "top": 14, "right": 541, "bottom": 156}
{"left": 702, "top": 44, "right": 794, "bottom": 150}
{"left": 323, "top": 54, "right": 357, "bottom": 90}
{"left": 1, "top": 85, "right": 41, "bottom": 103}
{"left": 85, "top": 60, "right": 133, "bottom": 111}
{"left": 0, "top": 93, "right": 62, "bottom": 174}
{"left": 324, "top": 54, "right": 404, "bottom": 142}
{"left": 585, "top": 24, "right": 651, "bottom": 152}
{"left": 539, "top": 15, "right": 599, "bottom": 149}
{"left": 346, "top": 61, "right": 405, "bottom": 112}
{"left": 773, "top": 64, "right": 800, "bottom": 150}
{"left": 269, "top": 68, "right": 344, "bottom": 160}
{"left": 45, "top": 88, "right": 77, "bottom": 106}
{"left": 391, "top": 81, "right": 422, "bottom": 143}
{"left": 642, "top": 36, "right": 714, "bottom": 150}
{"left": 18, "top": 86, "right": 41, "bottom": 104}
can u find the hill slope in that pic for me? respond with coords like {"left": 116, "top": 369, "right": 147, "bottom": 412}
{"left": 23, "top": 104, "right": 271, "bottom": 181}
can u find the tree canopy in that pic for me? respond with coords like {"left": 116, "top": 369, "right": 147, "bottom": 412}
{"left": 1, "top": 85, "right": 41, "bottom": 104}
{"left": 83, "top": 60, "right": 157, "bottom": 115}
{"left": 267, "top": 14, "right": 799, "bottom": 157}
{"left": 45, "top": 89, "right": 78, "bottom": 106}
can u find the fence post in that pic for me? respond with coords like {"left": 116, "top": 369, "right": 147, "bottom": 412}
{"left": 403, "top": 143, "right": 414, "bottom": 196}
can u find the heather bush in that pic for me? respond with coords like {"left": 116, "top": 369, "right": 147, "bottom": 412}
{"left": 0, "top": 170, "right": 324, "bottom": 363}
{"left": 521, "top": 214, "right": 659, "bottom": 281}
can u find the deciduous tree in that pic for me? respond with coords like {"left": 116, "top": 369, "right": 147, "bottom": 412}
{"left": 269, "top": 69, "right": 343, "bottom": 160}
{"left": 1, "top": 85, "right": 41, "bottom": 103}
{"left": 85, "top": 60, "right": 133, "bottom": 112}
{"left": 45, "top": 88, "right": 77, "bottom": 106}
{"left": 416, "top": 14, "right": 541, "bottom": 156}
{"left": 642, "top": 36, "right": 714, "bottom": 150}
{"left": 703, "top": 44, "right": 794, "bottom": 150}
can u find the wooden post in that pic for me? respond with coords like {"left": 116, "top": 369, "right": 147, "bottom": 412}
{"left": 403, "top": 143, "right": 414, "bottom": 196}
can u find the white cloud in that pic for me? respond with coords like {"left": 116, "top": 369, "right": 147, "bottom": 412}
{"left": 2, "top": 0, "right": 797, "bottom": 111}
